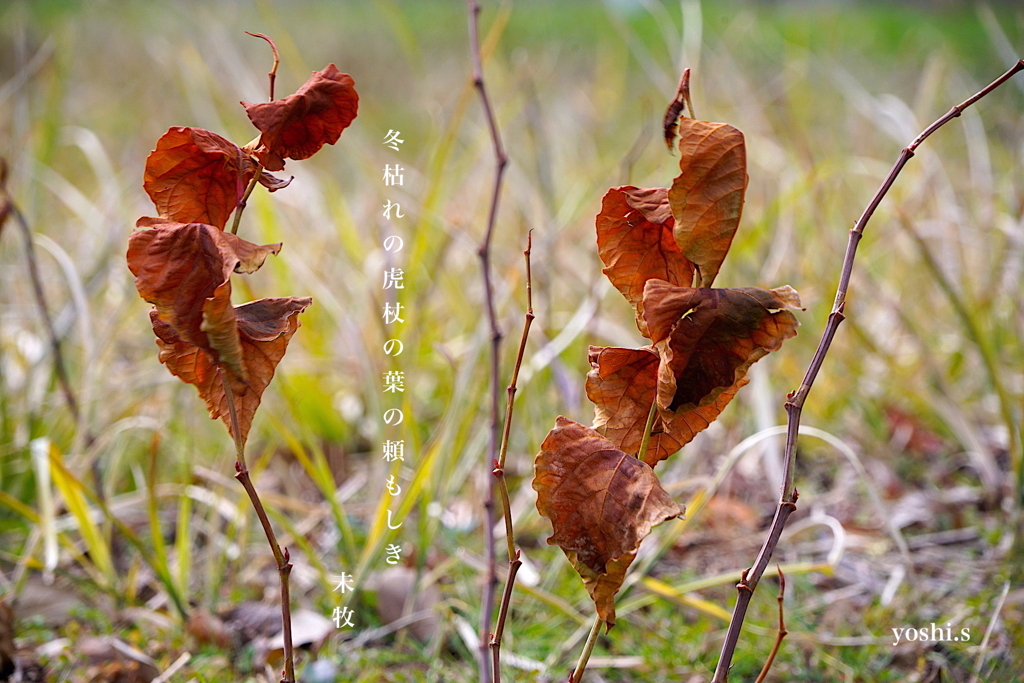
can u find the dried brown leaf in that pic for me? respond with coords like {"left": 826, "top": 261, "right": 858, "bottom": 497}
{"left": 668, "top": 119, "right": 747, "bottom": 287}
{"left": 127, "top": 218, "right": 281, "bottom": 378}
{"left": 151, "top": 297, "right": 311, "bottom": 446}
{"left": 534, "top": 417, "right": 682, "bottom": 576}
{"left": 586, "top": 346, "right": 673, "bottom": 464}
{"left": 143, "top": 127, "right": 257, "bottom": 230}
{"left": 258, "top": 171, "right": 293, "bottom": 192}
{"left": 587, "top": 345, "right": 749, "bottom": 466}
{"left": 596, "top": 187, "right": 695, "bottom": 313}
{"left": 641, "top": 279, "right": 801, "bottom": 412}
{"left": 663, "top": 68, "right": 692, "bottom": 151}
{"left": 243, "top": 64, "right": 358, "bottom": 171}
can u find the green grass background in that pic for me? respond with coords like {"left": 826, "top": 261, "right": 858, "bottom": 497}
{"left": 1, "top": 0, "right": 1023, "bottom": 681}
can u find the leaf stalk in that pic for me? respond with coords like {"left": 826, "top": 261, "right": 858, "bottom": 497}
{"left": 569, "top": 615, "right": 604, "bottom": 683}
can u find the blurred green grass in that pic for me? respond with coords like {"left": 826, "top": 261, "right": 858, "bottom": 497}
{"left": 2, "top": 0, "right": 1023, "bottom": 681}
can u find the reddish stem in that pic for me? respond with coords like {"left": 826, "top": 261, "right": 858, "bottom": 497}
{"left": 711, "top": 59, "right": 1024, "bottom": 682}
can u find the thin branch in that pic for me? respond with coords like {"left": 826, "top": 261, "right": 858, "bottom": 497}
{"left": 497, "top": 230, "right": 534, "bottom": 475}
{"left": 220, "top": 368, "right": 296, "bottom": 683}
{"left": 711, "top": 59, "right": 1024, "bottom": 683}
{"left": 489, "top": 548, "right": 520, "bottom": 683}
{"left": 245, "top": 32, "right": 280, "bottom": 101}
{"left": 467, "top": 2, "right": 510, "bottom": 682}
{"left": 7, "top": 194, "right": 80, "bottom": 426}
{"left": 754, "top": 567, "right": 787, "bottom": 683}
{"left": 230, "top": 32, "right": 277, "bottom": 235}
{"left": 489, "top": 231, "right": 535, "bottom": 681}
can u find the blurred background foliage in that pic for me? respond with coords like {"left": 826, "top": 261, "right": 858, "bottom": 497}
{"left": 1, "top": 1, "right": 1023, "bottom": 681}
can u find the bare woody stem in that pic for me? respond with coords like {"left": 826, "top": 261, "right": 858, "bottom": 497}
{"left": 489, "top": 546, "right": 520, "bottom": 683}
{"left": 219, "top": 368, "right": 296, "bottom": 683}
{"left": 489, "top": 232, "right": 535, "bottom": 682}
{"left": 497, "top": 231, "right": 534, "bottom": 476}
{"left": 711, "top": 59, "right": 1024, "bottom": 683}
{"left": 467, "top": 1, "right": 509, "bottom": 682}
{"left": 753, "top": 567, "right": 787, "bottom": 683}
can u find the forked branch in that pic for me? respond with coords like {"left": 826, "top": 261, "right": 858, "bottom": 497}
{"left": 711, "top": 59, "right": 1024, "bottom": 683}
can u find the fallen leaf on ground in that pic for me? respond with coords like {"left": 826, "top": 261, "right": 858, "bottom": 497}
{"left": 79, "top": 636, "right": 159, "bottom": 683}
{"left": 374, "top": 566, "right": 441, "bottom": 642}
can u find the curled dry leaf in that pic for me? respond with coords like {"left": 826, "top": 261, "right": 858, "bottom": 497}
{"left": 596, "top": 187, "right": 695, "bottom": 316}
{"left": 663, "top": 68, "right": 692, "bottom": 151}
{"left": 587, "top": 345, "right": 745, "bottom": 466}
{"left": 127, "top": 218, "right": 281, "bottom": 379}
{"left": 151, "top": 297, "right": 311, "bottom": 446}
{"left": 243, "top": 64, "right": 359, "bottom": 171}
{"left": 534, "top": 417, "right": 682, "bottom": 621}
{"left": 640, "top": 279, "right": 801, "bottom": 413}
{"left": 668, "top": 118, "right": 747, "bottom": 288}
{"left": 143, "top": 127, "right": 258, "bottom": 230}
{"left": 258, "top": 171, "right": 293, "bottom": 192}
